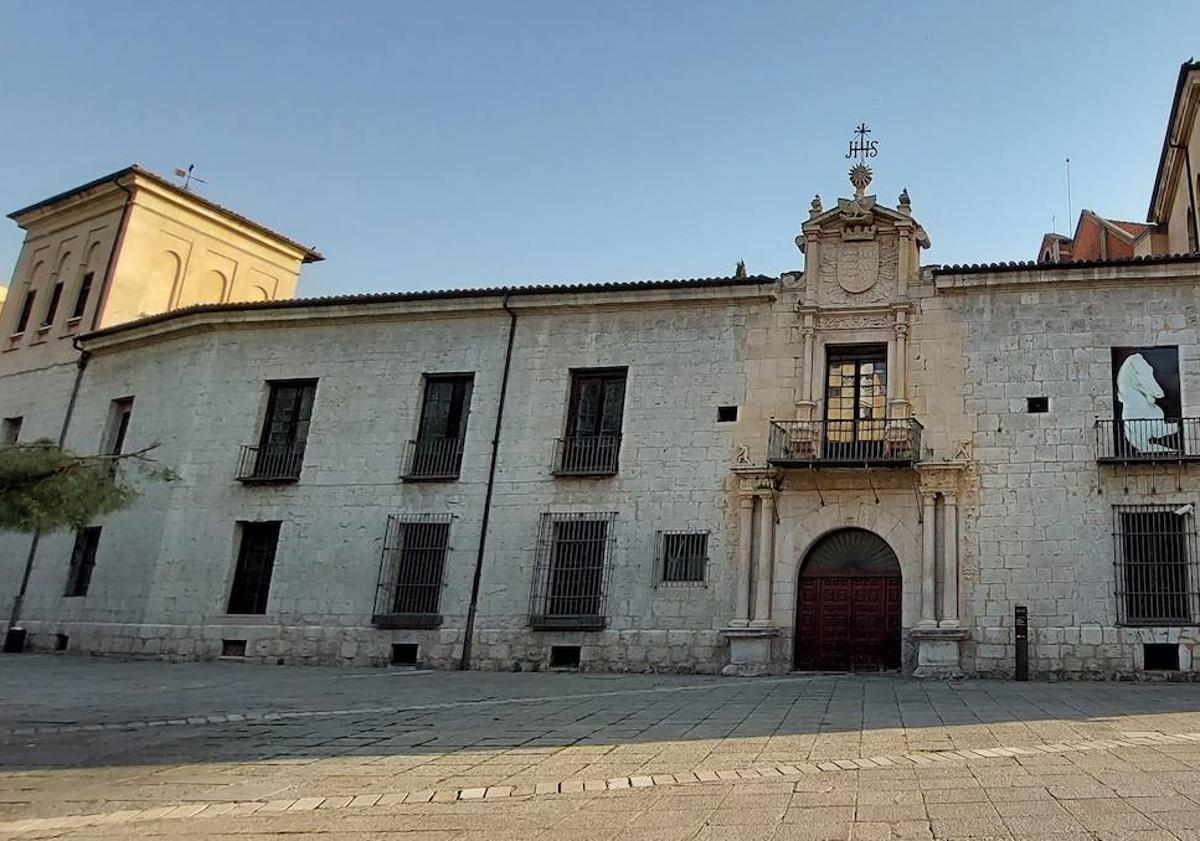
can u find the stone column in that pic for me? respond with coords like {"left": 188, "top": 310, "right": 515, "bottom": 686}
{"left": 731, "top": 496, "right": 754, "bottom": 627}
{"left": 751, "top": 492, "right": 775, "bottom": 626}
{"left": 940, "top": 493, "right": 960, "bottom": 627}
{"left": 919, "top": 493, "right": 937, "bottom": 627}
{"left": 893, "top": 319, "right": 908, "bottom": 403}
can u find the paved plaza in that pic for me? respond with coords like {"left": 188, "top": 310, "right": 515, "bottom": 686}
{"left": 5, "top": 659, "right": 1200, "bottom": 838}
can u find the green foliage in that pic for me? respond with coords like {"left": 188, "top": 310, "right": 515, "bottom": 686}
{"left": 0, "top": 440, "right": 172, "bottom": 533}
{"left": 734, "top": 259, "right": 747, "bottom": 278}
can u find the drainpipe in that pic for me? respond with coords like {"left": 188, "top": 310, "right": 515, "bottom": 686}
{"left": 459, "top": 295, "right": 517, "bottom": 670}
{"left": 5, "top": 345, "right": 91, "bottom": 648}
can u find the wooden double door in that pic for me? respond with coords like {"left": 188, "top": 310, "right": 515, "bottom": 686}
{"left": 794, "top": 573, "right": 901, "bottom": 671}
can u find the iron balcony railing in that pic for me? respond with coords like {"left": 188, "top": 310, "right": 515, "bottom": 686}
{"left": 402, "top": 437, "right": 465, "bottom": 480}
{"left": 1095, "top": 418, "right": 1200, "bottom": 462}
{"left": 767, "top": 418, "right": 923, "bottom": 467}
{"left": 553, "top": 434, "right": 621, "bottom": 476}
{"left": 236, "top": 443, "right": 305, "bottom": 482}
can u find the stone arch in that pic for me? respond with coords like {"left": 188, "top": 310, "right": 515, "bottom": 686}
{"left": 250, "top": 284, "right": 270, "bottom": 301}
{"left": 140, "top": 250, "right": 181, "bottom": 315}
{"left": 55, "top": 251, "right": 74, "bottom": 279}
{"left": 794, "top": 527, "right": 902, "bottom": 671}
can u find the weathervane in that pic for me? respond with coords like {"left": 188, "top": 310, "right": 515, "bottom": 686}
{"left": 173, "top": 163, "right": 206, "bottom": 192}
{"left": 844, "top": 123, "right": 878, "bottom": 198}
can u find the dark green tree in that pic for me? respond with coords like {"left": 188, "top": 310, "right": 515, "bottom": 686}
{"left": 734, "top": 259, "right": 747, "bottom": 278}
{"left": 0, "top": 441, "right": 171, "bottom": 533}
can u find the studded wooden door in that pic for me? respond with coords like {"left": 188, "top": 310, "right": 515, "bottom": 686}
{"left": 794, "top": 575, "right": 900, "bottom": 671}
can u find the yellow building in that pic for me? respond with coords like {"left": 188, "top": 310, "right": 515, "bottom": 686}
{"left": 0, "top": 165, "right": 321, "bottom": 374}
{"left": 1142, "top": 59, "right": 1200, "bottom": 256}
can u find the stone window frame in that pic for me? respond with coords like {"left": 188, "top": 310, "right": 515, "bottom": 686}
{"left": 655, "top": 529, "right": 710, "bottom": 587}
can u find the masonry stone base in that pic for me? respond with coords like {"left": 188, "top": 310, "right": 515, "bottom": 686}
{"left": 11, "top": 621, "right": 729, "bottom": 674}
{"left": 720, "top": 626, "right": 778, "bottom": 676}
{"left": 911, "top": 627, "right": 967, "bottom": 679}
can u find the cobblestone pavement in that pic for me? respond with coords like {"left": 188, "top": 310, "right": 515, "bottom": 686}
{"left": 6, "top": 658, "right": 1200, "bottom": 838}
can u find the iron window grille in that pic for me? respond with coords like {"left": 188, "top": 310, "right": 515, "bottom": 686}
{"left": 529, "top": 512, "right": 617, "bottom": 630}
{"left": 1113, "top": 504, "right": 1200, "bottom": 626}
{"left": 64, "top": 527, "right": 102, "bottom": 597}
{"left": 373, "top": 513, "right": 452, "bottom": 628}
{"left": 656, "top": 530, "right": 709, "bottom": 586}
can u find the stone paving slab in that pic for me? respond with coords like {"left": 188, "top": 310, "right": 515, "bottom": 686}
{"left": 8, "top": 657, "right": 1200, "bottom": 838}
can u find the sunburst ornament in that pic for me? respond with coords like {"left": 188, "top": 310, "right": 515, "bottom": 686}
{"left": 849, "top": 162, "right": 873, "bottom": 198}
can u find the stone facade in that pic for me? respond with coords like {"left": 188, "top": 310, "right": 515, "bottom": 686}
{"left": 5, "top": 66, "right": 1200, "bottom": 679}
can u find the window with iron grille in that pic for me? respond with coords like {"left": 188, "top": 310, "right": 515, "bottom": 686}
{"left": 228, "top": 521, "right": 281, "bottom": 614}
{"left": 64, "top": 527, "right": 101, "bottom": 597}
{"left": 404, "top": 374, "right": 473, "bottom": 480}
{"left": 372, "top": 513, "right": 452, "bottom": 628}
{"left": 657, "top": 531, "right": 709, "bottom": 585}
{"left": 530, "top": 512, "right": 616, "bottom": 629}
{"left": 238, "top": 380, "right": 317, "bottom": 482}
{"left": 1113, "top": 504, "right": 1200, "bottom": 625}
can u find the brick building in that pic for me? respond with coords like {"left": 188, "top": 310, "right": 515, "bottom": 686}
{"left": 2, "top": 62, "right": 1200, "bottom": 679}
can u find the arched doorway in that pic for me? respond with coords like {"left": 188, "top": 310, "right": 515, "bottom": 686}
{"left": 794, "top": 528, "right": 901, "bottom": 671}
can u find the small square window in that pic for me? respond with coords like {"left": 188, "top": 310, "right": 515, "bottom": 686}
{"left": 221, "top": 639, "right": 247, "bottom": 657}
{"left": 658, "top": 531, "right": 709, "bottom": 585}
{"left": 549, "top": 645, "right": 581, "bottom": 669}
{"left": 391, "top": 643, "right": 419, "bottom": 666}
{"left": 1144, "top": 643, "right": 1180, "bottom": 671}
{"left": 1027, "top": 397, "right": 1049, "bottom": 413}
{"left": 717, "top": 406, "right": 738, "bottom": 423}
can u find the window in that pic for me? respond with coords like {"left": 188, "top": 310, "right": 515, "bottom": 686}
{"left": 14, "top": 288, "right": 35, "bottom": 334}
{"left": 824, "top": 345, "right": 888, "bottom": 458}
{"left": 530, "top": 512, "right": 616, "bottom": 629}
{"left": 1189, "top": 205, "right": 1198, "bottom": 254}
{"left": 1026, "top": 397, "right": 1049, "bottom": 414}
{"left": 556, "top": 368, "right": 626, "bottom": 475}
{"left": 240, "top": 379, "right": 316, "bottom": 481}
{"left": 1113, "top": 504, "right": 1199, "bottom": 625}
{"left": 717, "top": 405, "right": 738, "bottom": 423}
{"left": 372, "top": 513, "right": 452, "bottom": 626}
{"left": 103, "top": 397, "right": 134, "bottom": 455}
{"left": 65, "top": 527, "right": 102, "bottom": 597}
{"left": 1, "top": 417, "right": 21, "bottom": 444}
{"left": 657, "top": 531, "right": 709, "bottom": 585}
{"left": 70, "top": 272, "right": 94, "bottom": 321}
{"left": 228, "top": 522, "right": 281, "bottom": 614}
{"left": 41, "top": 282, "right": 63, "bottom": 328}
{"left": 405, "top": 374, "right": 473, "bottom": 479}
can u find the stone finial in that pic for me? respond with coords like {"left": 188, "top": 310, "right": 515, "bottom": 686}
{"left": 898, "top": 187, "right": 911, "bottom": 215}
{"left": 849, "top": 163, "right": 873, "bottom": 198}
{"left": 809, "top": 194, "right": 823, "bottom": 217}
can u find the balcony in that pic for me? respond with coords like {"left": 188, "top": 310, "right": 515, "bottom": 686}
{"left": 236, "top": 443, "right": 305, "bottom": 483}
{"left": 402, "top": 437, "right": 465, "bottom": 481}
{"left": 553, "top": 434, "right": 621, "bottom": 476}
{"left": 767, "top": 418, "right": 923, "bottom": 468}
{"left": 1095, "top": 418, "right": 1200, "bottom": 463}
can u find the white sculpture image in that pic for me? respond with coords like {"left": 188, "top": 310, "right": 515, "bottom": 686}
{"left": 1116, "top": 353, "right": 1179, "bottom": 453}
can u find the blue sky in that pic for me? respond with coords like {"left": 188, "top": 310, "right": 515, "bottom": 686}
{"left": 1, "top": 2, "right": 1197, "bottom": 297}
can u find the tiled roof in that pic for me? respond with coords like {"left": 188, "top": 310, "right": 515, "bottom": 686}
{"left": 82, "top": 274, "right": 777, "bottom": 340}
{"left": 1108, "top": 220, "right": 1154, "bottom": 238}
{"left": 8, "top": 165, "right": 323, "bottom": 263}
{"left": 933, "top": 252, "right": 1200, "bottom": 276}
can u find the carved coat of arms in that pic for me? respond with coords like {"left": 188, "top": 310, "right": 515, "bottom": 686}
{"left": 837, "top": 241, "right": 879, "bottom": 294}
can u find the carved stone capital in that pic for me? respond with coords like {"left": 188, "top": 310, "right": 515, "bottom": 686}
{"left": 732, "top": 465, "right": 781, "bottom": 496}
{"left": 916, "top": 462, "right": 968, "bottom": 496}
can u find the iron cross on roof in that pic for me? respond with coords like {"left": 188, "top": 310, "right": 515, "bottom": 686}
{"left": 845, "top": 123, "right": 879, "bottom": 161}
